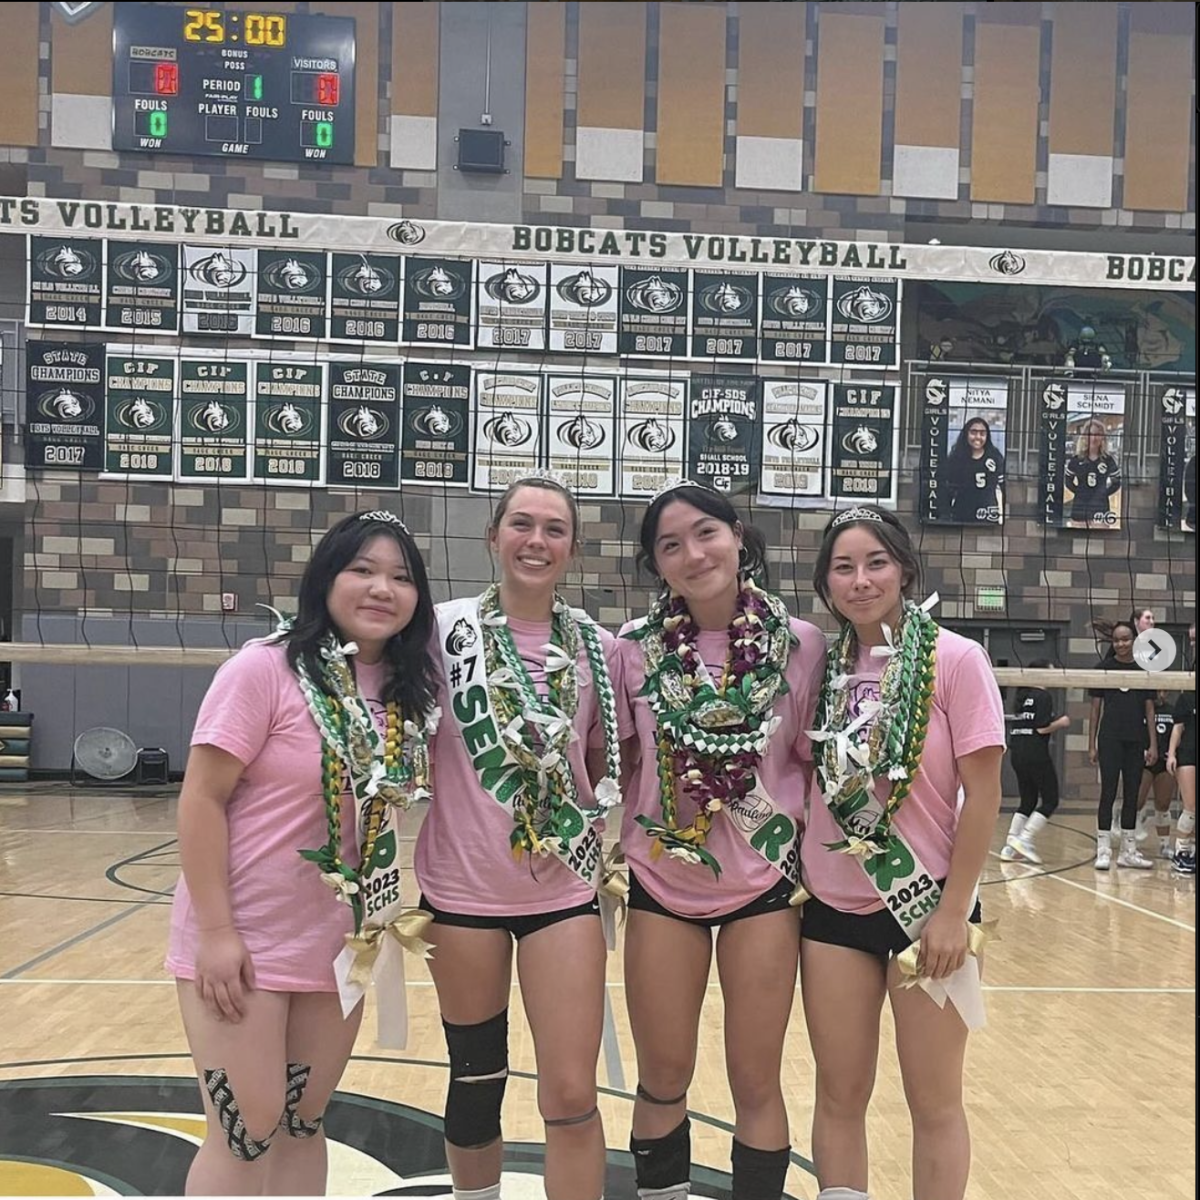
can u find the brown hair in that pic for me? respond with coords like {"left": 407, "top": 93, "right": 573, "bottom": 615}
{"left": 488, "top": 476, "right": 581, "bottom": 553}
{"left": 812, "top": 506, "right": 923, "bottom": 621}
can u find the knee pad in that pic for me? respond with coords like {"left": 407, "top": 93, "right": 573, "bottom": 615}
{"left": 443, "top": 1009, "right": 509, "bottom": 1149}
{"left": 730, "top": 1138, "right": 790, "bottom": 1200}
{"left": 630, "top": 1115, "right": 691, "bottom": 1192}
{"left": 203, "top": 1067, "right": 275, "bottom": 1161}
{"left": 1179, "top": 810, "right": 1195, "bottom": 836}
{"left": 280, "top": 1062, "right": 323, "bottom": 1139}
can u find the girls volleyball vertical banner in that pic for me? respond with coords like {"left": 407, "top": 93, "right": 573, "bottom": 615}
{"left": 1156, "top": 384, "right": 1196, "bottom": 532}
{"left": 1040, "top": 380, "right": 1127, "bottom": 529}
{"left": 919, "top": 375, "right": 1010, "bottom": 525}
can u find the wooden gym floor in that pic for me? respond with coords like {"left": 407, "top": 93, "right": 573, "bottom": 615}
{"left": 0, "top": 786, "right": 1193, "bottom": 1199}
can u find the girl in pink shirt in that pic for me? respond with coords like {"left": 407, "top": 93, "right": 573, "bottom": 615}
{"left": 617, "top": 481, "right": 826, "bottom": 1200}
{"left": 168, "top": 511, "right": 438, "bottom": 1195}
{"left": 800, "top": 506, "right": 1005, "bottom": 1200}
{"left": 415, "top": 475, "right": 622, "bottom": 1200}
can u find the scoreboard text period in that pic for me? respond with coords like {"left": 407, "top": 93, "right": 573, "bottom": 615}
{"left": 112, "top": 5, "right": 356, "bottom": 165}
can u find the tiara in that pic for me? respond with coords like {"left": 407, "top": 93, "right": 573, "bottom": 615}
{"left": 830, "top": 506, "right": 884, "bottom": 529}
{"left": 359, "top": 510, "right": 411, "bottom": 534}
{"left": 649, "top": 477, "right": 708, "bottom": 504}
{"left": 512, "top": 467, "right": 573, "bottom": 490}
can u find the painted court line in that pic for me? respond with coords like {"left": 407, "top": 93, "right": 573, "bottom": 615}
{"left": 989, "top": 852, "right": 1196, "bottom": 933}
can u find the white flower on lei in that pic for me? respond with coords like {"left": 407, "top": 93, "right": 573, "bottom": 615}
{"left": 666, "top": 845, "right": 704, "bottom": 866}
{"left": 320, "top": 872, "right": 360, "bottom": 902}
{"left": 362, "top": 760, "right": 388, "bottom": 798}
{"left": 593, "top": 777, "right": 621, "bottom": 809}
{"left": 481, "top": 611, "right": 509, "bottom": 628}
{"left": 534, "top": 836, "right": 564, "bottom": 858}
{"left": 542, "top": 643, "right": 574, "bottom": 674}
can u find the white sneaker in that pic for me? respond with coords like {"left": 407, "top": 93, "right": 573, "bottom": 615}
{"left": 1000, "top": 843, "right": 1019, "bottom": 861}
{"left": 1095, "top": 832, "right": 1112, "bottom": 871}
{"left": 1117, "top": 834, "right": 1154, "bottom": 869}
{"left": 1013, "top": 834, "right": 1043, "bottom": 865}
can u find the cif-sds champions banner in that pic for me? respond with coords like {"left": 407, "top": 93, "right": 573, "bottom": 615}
{"left": 25, "top": 340, "right": 899, "bottom": 503}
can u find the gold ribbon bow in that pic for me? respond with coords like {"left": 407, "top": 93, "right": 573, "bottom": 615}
{"left": 599, "top": 848, "right": 630, "bottom": 928}
{"left": 788, "top": 883, "right": 810, "bottom": 908}
{"left": 895, "top": 920, "right": 997, "bottom": 988}
{"left": 345, "top": 909, "right": 435, "bottom": 991}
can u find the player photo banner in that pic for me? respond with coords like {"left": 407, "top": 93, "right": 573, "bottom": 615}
{"left": 401, "top": 257, "right": 474, "bottom": 348}
{"left": 181, "top": 244, "right": 255, "bottom": 336}
{"left": 759, "top": 379, "right": 828, "bottom": 498}
{"left": 686, "top": 376, "right": 761, "bottom": 496}
{"left": 400, "top": 362, "right": 472, "bottom": 488}
{"left": 690, "top": 270, "right": 759, "bottom": 361}
{"left": 1156, "top": 385, "right": 1196, "bottom": 533}
{"left": 829, "top": 277, "right": 899, "bottom": 367}
{"left": 829, "top": 382, "right": 897, "bottom": 503}
{"left": 252, "top": 361, "right": 325, "bottom": 485}
{"left": 618, "top": 266, "right": 690, "bottom": 358}
{"left": 618, "top": 376, "right": 687, "bottom": 499}
{"left": 1040, "top": 379, "right": 1127, "bottom": 530}
{"left": 326, "top": 361, "right": 401, "bottom": 490}
{"left": 759, "top": 274, "right": 829, "bottom": 365}
{"left": 477, "top": 261, "right": 548, "bottom": 353}
{"left": 255, "top": 249, "right": 328, "bottom": 341}
{"left": 103, "top": 240, "right": 180, "bottom": 334}
{"left": 25, "top": 340, "right": 105, "bottom": 470}
{"left": 104, "top": 353, "right": 176, "bottom": 479}
{"left": 545, "top": 374, "right": 617, "bottom": 497}
{"left": 178, "top": 358, "right": 250, "bottom": 482}
{"left": 919, "top": 375, "right": 1010, "bottom": 526}
{"left": 472, "top": 370, "right": 543, "bottom": 491}
{"left": 329, "top": 252, "right": 402, "bottom": 344}
{"left": 549, "top": 264, "right": 619, "bottom": 356}
{"left": 27, "top": 235, "right": 103, "bottom": 328}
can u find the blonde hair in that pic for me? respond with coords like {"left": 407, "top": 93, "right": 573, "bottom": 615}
{"left": 1074, "top": 418, "right": 1107, "bottom": 457}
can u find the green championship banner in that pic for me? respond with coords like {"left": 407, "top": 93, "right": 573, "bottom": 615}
{"left": 326, "top": 360, "right": 401, "bottom": 489}
{"left": 828, "top": 381, "right": 897, "bottom": 503}
{"left": 25, "top": 340, "right": 105, "bottom": 470}
{"left": 252, "top": 360, "right": 325, "bottom": 484}
{"left": 103, "top": 241, "right": 180, "bottom": 334}
{"left": 399, "top": 362, "right": 471, "bottom": 487}
{"left": 104, "top": 353, "right": 176, "bottom": 478}
{"left": 27, "top": 235, "right": 103, "bottom": 328}
{"left": 178, "top": 357, "right": 250, "bottom": 482}
{"left": 686, "top": 375, "right": 761, "bottom": 496}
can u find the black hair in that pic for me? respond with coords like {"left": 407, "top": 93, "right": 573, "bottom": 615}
{"left": 947, "top": 417, "right": 998, "bottom": 464}
{"left": 636, "top": 484, "right": 769, "bottom": 588}
{"left": 488, "top": 476, "right": 581, "bottom": 552}
{"left": 1015, "top": 658, "right": 1053, "bottom": 708}
{"left": 812, "top": 505, "right": 922, "bottom": 621}
{"left": 281, "top": 511, "right": 438, "bottom": 719}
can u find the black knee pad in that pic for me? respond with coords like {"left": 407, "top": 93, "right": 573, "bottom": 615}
{"left": 630, "top": 1115, "right": 691, "bottom": 1191}
{"left": 280, "top": 1062, "right": 323, "bottom": 1139}
{"left": 443, "top": 1009, "right": 509, "bottom": 1149}
{"left": 731, "top": 1137, "right": 790, "bottom": 1200}
{"left": 203, "top": 1068, "right": 276, "bottom": 1161}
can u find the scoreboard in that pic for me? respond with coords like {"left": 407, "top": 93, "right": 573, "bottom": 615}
{"left": 112, "top": 4, "right": 355, "bottom": 165}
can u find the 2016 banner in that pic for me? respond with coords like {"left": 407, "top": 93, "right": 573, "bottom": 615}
{"left": 1039, "top": 378, "right": 1127, "bottom": 529}
{"left": 919, "top": 374, "right": 1010, "bottom": 526}
{"left": 1156, "top": 384, "right": 1196, "bottom": 532}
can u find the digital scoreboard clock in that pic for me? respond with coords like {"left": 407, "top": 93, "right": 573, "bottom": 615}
{"left": 112, "top": 4, "right": 356, "bottom": 165}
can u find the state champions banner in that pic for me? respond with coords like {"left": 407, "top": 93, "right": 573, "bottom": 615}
{"left": 2, "top": 198, "right": 1191, "bottom": 290}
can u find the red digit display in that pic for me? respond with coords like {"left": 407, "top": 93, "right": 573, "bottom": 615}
{"left": 316, "top": 72, "right": 340, "bottom": 106}
{"left": 154, "top": 62, "right": 179, "bottom": 95}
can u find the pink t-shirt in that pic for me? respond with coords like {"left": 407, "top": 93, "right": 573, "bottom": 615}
{"left": 415, "top": 611, "right": 621, "bottom": 916}
{"left": 167, "top": 639, "right": 390, "bottom": 992}
{"left": 801, "top": 627, "right": 1006, "bottom": 915}
{"left": 617, "top": 616, "right": 827, "bottom": 919}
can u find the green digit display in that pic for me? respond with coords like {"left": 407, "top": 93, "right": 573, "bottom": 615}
{"left": 249, "top": 74, "right": 264, "bottom": 101}
{"left": 315, "top": 121, "right": 333, "bottom": 148}
{"left": 149, "top": 110, "right": 168, "bottom": 137}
